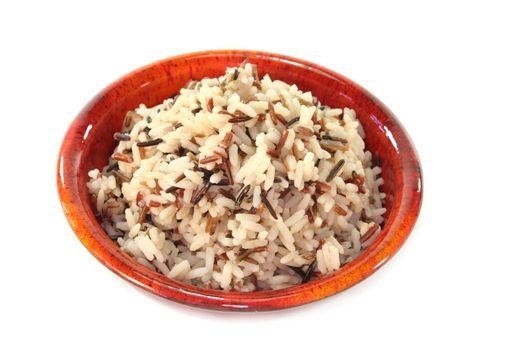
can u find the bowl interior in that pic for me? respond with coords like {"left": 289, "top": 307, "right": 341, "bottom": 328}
{"left": 60, "top": 50, "right": 421, "bottom": 311}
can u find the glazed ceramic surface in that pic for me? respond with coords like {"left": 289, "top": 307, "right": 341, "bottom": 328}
{"left": 57, "top": 50, "right": 423, "bottom": 311}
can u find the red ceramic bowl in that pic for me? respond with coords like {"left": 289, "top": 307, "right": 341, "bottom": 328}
{"left": 57, "top": 50, "right": 422, "bottom": 311}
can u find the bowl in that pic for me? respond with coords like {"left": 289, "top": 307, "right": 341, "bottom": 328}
{"left": 57, "top": 50, "right": 423, "bottom": 311}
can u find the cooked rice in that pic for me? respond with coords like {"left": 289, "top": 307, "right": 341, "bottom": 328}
{"left": 87, "top": 62, "right": 386, "bottom": 291}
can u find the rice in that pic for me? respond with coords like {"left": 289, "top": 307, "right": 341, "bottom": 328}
{"left": 87, "top": 62, "right": 386, "bottom": 291}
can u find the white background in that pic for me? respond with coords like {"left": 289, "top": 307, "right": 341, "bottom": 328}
{"left": 1, "top": 1, "right": 524, "bottom": 349}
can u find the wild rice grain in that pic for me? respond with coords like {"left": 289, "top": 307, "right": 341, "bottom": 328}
{"left": 334, "top": 205, "right": 347, "bottom": 216}
{"left": 138, "top": 206, "right": 149, "bottom": 225}
{"left": 165, "top": 186, "right": 177, "bottom": 194}
{"left": 315, "top": 181, "right": 332, "bottom": 194}
{"left": 105, "top": 162, "right": 119, "bottom": 173}
{"left": 289, "top": 266, "right": 306, "bottom": 279}
{"left": 278, "top": 187, "right": 292, "bottom": 199}
{"left": 296, "top": 126, "right": 314, "bottom": 137}
{"left": 113, "top": 132, "right": 131, "bottom": 141}
{"left": 291, "top": 143, "right": 301, "bottom": 160}
{"left": 219, "top": 188, "right": 235, "bottom": 200}
{"left": 252, "top": 64, "right": 260, "bottom": 82}
{"left": 112, "top": 152, "right": 133, "bottom": 163}
{"left": 229, "top": 115, "right": 252, "bottom": 123}
{"left": 213, "top": 148, "right": 228, "bottom": 158}
{"left": 311, "top": 109, "right": 318, "bottom": 124}
{"left": 267, "top": 148, "right": 279, "bottom": 159}
{"left": 205, "top": 217, "right": 217, "bottom": 234}
{"left": 191, "top": 182, "right": 211, "bottom": 205}
{"left": 275, "top": 130, "right": 289, "bottom": 154}
{"left": 260, "top": 192, "right": 277, "bottom": 220}
{"left": 320, "top": 140, "right": 347, "bottom": 152}
{"left": 321, "top": 134, "right": 348, "bottom": 144}
{"left": 360, "top": 223, "right": 379, "bottom": 244}
{"left": 175, "top": 190, "right": 184, "bottom": 209}
{"left": 235, "top": 184, "right": 251, "bottom": 207}
{"left": 349, "top": 171, "right": 366, "bottom": 194}
{"left": 243, "top": 257, "right": 259, "bottom": 265}
{"left": 138, "top": 147, "right": 146, "bottom": 159}
{"left": 268, "top": 102, "right": 286, "bottom": 125}
{"left": 136, "top": 138, "right": 163, "bottom": 147}
{"left": 200, "top": 154, "right": 222, "bottom": 164}
{"left": 220, "top": 132, "right": 233, "bottom": 149}
{"left": 222, "top": 158, "right": 234, "bottom": 185}
{"left": 149, "top": 200, "right": 161, "bottom": 208}
{"left": 306, "top": 208, "right": 314, "bottom": 224}
{"left": 326, "top": 159, "right": 345, "bottom": 182}
{"left": 302, "top": 259, "right": 317, "bottom": 283}
{"left": 207, "top": 98, "right": 214, "bottom": 112}
{"left": 286, "top": 116, "right": 300, "bottom": 128}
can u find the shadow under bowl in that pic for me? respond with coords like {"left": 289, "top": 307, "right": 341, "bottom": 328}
{"left": 57, "top": 50, "right": 423, "bottom": 311}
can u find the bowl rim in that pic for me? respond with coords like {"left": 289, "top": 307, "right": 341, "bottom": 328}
{"left": 57, "top": 49, "right": 423, "bottom": 311}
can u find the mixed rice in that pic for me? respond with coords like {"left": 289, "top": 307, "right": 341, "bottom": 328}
{"left": 87, "top": 62, "right": 386, "bottom": 291}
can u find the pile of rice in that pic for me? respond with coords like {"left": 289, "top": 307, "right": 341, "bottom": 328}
{"left": 87, "top": 62, "right": 386, "bottom": 291}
